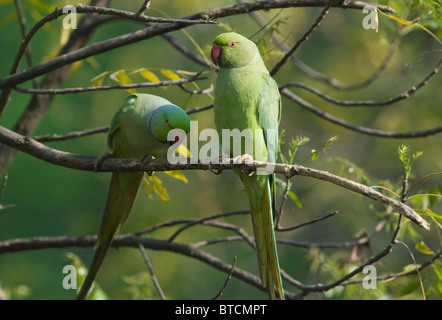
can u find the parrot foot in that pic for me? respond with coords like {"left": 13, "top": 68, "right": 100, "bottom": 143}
{"left": 94, "top": 152, "right": 112, "bottom": 173}
{"left": 206, "top": 154, "right": 228, "bottom": 175}
{"left": 208, "top": 162, "right": 223, "bottom": 175}
{"left": 233, "top": 154, "right": 255, "bottom": 176}
{"left": 141, "top": 154, "right": 155, "bottom": 175}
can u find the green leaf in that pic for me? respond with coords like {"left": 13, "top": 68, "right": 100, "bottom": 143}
{"left": 311, "top": 149, "right": 319, "bottom": 161}
{"left": 65, "top": 252, "right": 109, "bottom": 300}
{"left": 288, "top": 190, "right": 303, "bottom": 208}
{"left": 399, "top": 279, "right": 422, "bottom": 296}
{"left": 398, "top": 144, "right": 410, "bottom": 169}
{"left": 433, "top": 263, "right": 442, "bottom": 281}
{"left": 415, "top": 240, "right": 435, "bottom": 255}
{"left": 323, "top": 135, "right": 339, "bottom": 153}
{"left": 398, "top": 144, "right": 423, "bottom": 179}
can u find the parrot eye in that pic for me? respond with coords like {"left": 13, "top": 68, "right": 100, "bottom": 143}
{"left": 229, "top": 41, "right": 237, "bottom": 49}
{"left": 164, "top": 118, "right": 169, "bottom": 126}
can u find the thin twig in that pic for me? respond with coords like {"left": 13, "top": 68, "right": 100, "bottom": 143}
{"left": 281, "top": 88, "right": 442, "bottom": 138}
{"left": 137, "top": 0, "right": 151, "bottom": 15}
{"left": 0, "top": 4, "right": 216, "bottom": 113}
{"left": 276, "top": 211, "right": 338, "bottom": 232}
{"left": 300, "top": 214, "right": 403, "bottom": 296}
{"left": 33, "top": 127, "right": 109, "bottom": 143}
{"left": 395, "top": 240, "right": 426, "bottom": 300}
{"left": 0, "top": 1, "right": 394, "bottom": 92}
{"left": 340, "top": 251, "right": 441, "bottom": 286}
{"left": 162, "top": 33, "right": 213, "bottom": 69}
{"left": 167, "top": 210, "right": 250, "bottom": 242}
{"left": 246, "top": 1, "right": 403, "bottom": 91}
{"left": 270, "top": 0, "right": 332, "bottom": 76}
{"left": 138, "top": 243, "right": 166, "bottom": 300}
{"left": 14, "top": 0, "right": 37, "bottom": 88}
{"left": 279, "top": 58, "right": 442, "bottom": 107}
{"left": 276, "top": 178, "right": 291, "bottom": 227}
{"left": 186, "top": 103, "right": 213, "bottom": 115}
{"left": 14, "top": 74, "right": 206, "bottom": 95}
{"left": 212, "top": 256, "right": 237, "bottom": 300}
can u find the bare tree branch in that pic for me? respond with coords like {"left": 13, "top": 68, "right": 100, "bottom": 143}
{"left": 13, "top": 73, "right": 206, "bottom": 95}
{"left": 248, "top": 3, "right": 402, "bottom": 90}
{"left": 0, "top": 0, "right": 393, "bottom": 92}
{"left": 0, "top": 234, "right": 299, "bottom": 299}
{"left": 0, "top": 0, "right": 438, "bottom": 301}
{"left": 279, "top": 58, "right": 442, "bottom": 107}
{"left": 0, "top": 124, "right": 430, "bottom": 230}
{"left": 1, "top": 224, "right": 437, "bottom": 298}
{"left": 270, "top": 0, "right": 333, "bottom": 76}
{"left": 0, "top": 0, "right": 111, "bottom": 176}
{"left": 281, "top": 88, "right": 442, "bottom": 138}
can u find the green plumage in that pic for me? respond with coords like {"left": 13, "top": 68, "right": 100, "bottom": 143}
{"left": 211, "top": 32, "right": 284, "bottom": 299}
{"left": 77, "top": 94, "right": 190, "bottom": 300}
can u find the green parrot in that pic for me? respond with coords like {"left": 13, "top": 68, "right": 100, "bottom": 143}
{"left": 211, "top": 32, "right": 284, "bottom": 300}
{"left": 76, "top": 93, "right": 190, "bottom": 300}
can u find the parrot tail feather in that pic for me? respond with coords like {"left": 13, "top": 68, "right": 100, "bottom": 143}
{"left": 76, "top": 172, "right": 143, "bottom": 300}
{"left": 250, "top": 180, "right": 284, "bottom": 300}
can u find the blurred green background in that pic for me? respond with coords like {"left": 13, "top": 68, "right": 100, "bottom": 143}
{"left": 0, "top": 0, "right": 440, "bottom": 299}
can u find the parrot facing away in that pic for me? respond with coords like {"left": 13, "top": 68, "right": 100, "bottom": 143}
{"left": 211, "top": 32, "right": 284, "bottom": 299}
{"left": 76, "top": 93, "right": 190, "bottom": 300}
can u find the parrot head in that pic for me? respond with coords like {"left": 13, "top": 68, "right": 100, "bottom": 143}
{"left": 211, "top": 32, "right": 259, "bottom": 69}
{"left": 148, "top": 104, "right": 190, "bottom": 145}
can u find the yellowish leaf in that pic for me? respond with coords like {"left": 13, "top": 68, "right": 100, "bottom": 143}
{"left": 149, "top": 175, "right": 170, "bottom": 202}
{"left": 415, "top": 241, "right": 435, "bottom": 255}
{"left": 60, "top": 27, "right": 70, "bottom": 47}
{"left": 133, "top": 68, "right": 165, "bottom": 89}
{"left": 135, "top": 68, "right": 161, "bottom": 83}
{"left": 164, "top": 171, "right": 188, "bottom": 184}
{"left": 90, "top": 71, "right": 108, "bottom": 87}
{"left": 377, "top": 8, "right": 441, "bottom": 47}
{"left": 176, "top": 70, "right": 198, "bottom": 76}
{"left": 43, "top": 27, "right": 72, "bottom": 62}
{"left": 387, "top": 14, "right": 419, "bottom": 26}
{"left": 142, "top": 177, "right": 153, "bottom": 200}
{"left": 0, "top": 0, "right": 14, "bottom": 6}
{"left": 0, "top": 10, "right": 17, "bottom": 27}
{"left": 177, "top": 144, "right": 192, "bottom": 158}
{"left": 110, "top": 69, "right": 136, "bottom": 93}
{"left": 161, "top": 69, "right": 181, "bottom": 81}
{"left": 86, "top": 56, "right": 100, "bottom": 69}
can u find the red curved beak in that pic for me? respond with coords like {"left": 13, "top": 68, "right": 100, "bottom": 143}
{"left": 211, "top": 44, "right": 222, "bottom": 65}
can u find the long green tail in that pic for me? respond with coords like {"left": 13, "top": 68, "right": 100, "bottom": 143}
{"left": 245, "top": 173, "right": 284, "bottom": 300}
{"left": 76, "top": 171, "right": 143, "bottom": 300}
